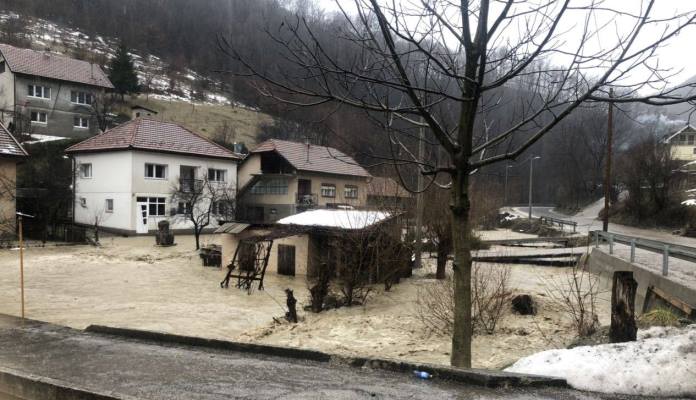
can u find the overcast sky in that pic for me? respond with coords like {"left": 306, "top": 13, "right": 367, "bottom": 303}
{"left": 316, "top": 0, "right": 696, "bottom": 89}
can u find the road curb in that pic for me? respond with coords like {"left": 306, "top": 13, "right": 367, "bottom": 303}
{"left": 0, "top": 365, "right": 141, "bottom": 400}
{"left": 85, "top": 324, "right": 568, "bottom": 389}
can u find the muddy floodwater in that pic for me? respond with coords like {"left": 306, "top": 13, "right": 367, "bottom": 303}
{"left": 0, "top": 232, "right": 610, "bottom": 369}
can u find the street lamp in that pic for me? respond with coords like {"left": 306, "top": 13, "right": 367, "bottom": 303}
{"left": 504, "top": 164, "right": 514, "bottom": 206}
{"left": 528, "top": 156, "right": 541, "bottom": 220}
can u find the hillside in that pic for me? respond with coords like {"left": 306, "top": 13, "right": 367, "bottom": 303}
{"left": 0, "top": 10, "right": 274, "bottom": 144}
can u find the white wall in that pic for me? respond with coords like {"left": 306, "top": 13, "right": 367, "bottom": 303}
{"left": 74, "top": 150, "right": 238, "bottom": 233}
{"left": 73, "top": 151, "right": 133, "bottom": 230}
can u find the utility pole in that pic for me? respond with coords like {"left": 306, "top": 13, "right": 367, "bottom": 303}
{"left": 504, "top": 164, "right": 513, "bottom": 205}
{"left": 603, "top": 88, "right": 614, "bottom": 232}
{"left": 528, "top": 156, "right": 541, "bottom": 220}
{"left": 414, "top": 122, "right": 425, "bottom": 269}
{"left": 18, "top": 214, "right": 24, "bottom": 319}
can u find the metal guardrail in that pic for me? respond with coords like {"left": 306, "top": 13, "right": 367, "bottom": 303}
{"left": 539, "top": 216, "right": 577, "bottom": 232}
{"left": 591, "top": 230, "right": 696, "bottom": 276}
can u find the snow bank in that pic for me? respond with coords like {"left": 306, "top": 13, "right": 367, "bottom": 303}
{"left": 505, "top": 325, "right": 696, "bottom": 397}
{"left": 277, "top": 209, "right": 391, "bottom": 230}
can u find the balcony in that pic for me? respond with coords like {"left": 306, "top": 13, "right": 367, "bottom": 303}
{"left": 179, "top": 179, "right": 203, "bottom": 193}
{"left": 295, "top": 193, "right": 318, "bottom": 208}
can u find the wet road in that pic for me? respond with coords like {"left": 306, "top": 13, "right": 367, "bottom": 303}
{"left": 0, "top": 315, "right": 673, "bottom": 399}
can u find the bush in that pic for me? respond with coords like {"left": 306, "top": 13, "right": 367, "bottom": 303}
{"left": 415, "top": 262, "right": 512, "bottom": 335}
{"left": 638, "top": 308, "right": 680, "bottom": 328}
{"left": 543, "top": 264, "right": 600, "bottom": 337}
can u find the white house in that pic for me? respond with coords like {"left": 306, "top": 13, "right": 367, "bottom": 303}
{"left": 65, "top": 118, "right": 242, "bottom": 234}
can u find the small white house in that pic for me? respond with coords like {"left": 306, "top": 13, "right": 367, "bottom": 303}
{"left": 65, "top": 118, "right": 242, "bottom": 234}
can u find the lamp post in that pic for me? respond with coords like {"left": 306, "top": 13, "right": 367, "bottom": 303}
{"left": 528, "top": 156, "right": 541, "bottom": 220}
{"left": 504, "top": 164, "right": 514, "bottom": 206}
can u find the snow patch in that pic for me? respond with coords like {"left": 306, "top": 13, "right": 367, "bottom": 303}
{"left": 505, "top": 325, "right": 696, "bottom": 397}
{"left": 682, "top": 199, "right": 696, "bottom": 206}
{"left": 277, "top": 209, "right": 391, "bottom": 230}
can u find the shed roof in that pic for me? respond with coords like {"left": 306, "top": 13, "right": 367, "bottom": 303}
{"left": 0, "top": 43, "right": 113, "bottom": 88}
{"left": 65, "top": 118, "right": 242, "bottom": 160}
{"left": 0, "top": 122, "right": 28, "bottom": 158}
{"left": 251, "top": 139, "right": 370, "bottom": 178}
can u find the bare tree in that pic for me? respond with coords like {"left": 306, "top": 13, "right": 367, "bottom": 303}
{"left": 170, "top": 171, "right": 235, "bottom": 250}
{"left": 221, "top": 1, "right": 696, "bottom": 367}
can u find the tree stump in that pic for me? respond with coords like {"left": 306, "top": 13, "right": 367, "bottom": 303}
{"left": 610, "top": 271, "right": 638, "bottom": 342}
{"left": 285, "top": 288, "right": 298, "bottom": 323}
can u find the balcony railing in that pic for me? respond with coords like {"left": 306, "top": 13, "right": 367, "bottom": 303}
{"left": 296, "top": 193, "right": 318, "bottom": 207}
{"left": 179, "top": 179, "right": 203, "bottom": 193}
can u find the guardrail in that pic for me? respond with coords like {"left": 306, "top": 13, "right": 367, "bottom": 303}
{"left": 591, "top": 230, "right": 696, "bottom": 276}
{"left": 539, "top": 216, "right": 577, "bottom": 232}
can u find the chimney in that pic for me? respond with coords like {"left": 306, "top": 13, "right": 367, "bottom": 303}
{"left": 305, "top": 137, "right": 310, "bottom": 163}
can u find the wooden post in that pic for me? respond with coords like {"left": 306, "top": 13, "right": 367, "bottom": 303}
{"left": 285, "top": 288, "right": 298, "bottom": 323}
{"left": 18, "top": 215, "right": 25, "bottom": 320}
{"left": 610, "top": 271, "right": 637, "bottom": 343}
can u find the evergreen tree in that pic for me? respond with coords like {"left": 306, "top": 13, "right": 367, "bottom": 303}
{"left": 108, "top": 42, "right": 139, "bottom": 99}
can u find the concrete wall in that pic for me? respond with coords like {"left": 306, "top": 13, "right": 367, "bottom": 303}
{"left": 221, "top": 231, "right": 311, "bottom": 276}
{"left": 588, "top": 248, "right": 696, "bottom": 313}
{"left": 74, "top": 150, "right": 238, "bottom": 234}
{"left": 0, "top": 56, "right": 15, "bottom": 123}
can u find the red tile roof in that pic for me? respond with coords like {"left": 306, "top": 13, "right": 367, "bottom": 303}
{"left": 252, "top": 139, "right": 371, "bottom": 178}
{"left": 65, "top": 118, "right": 242, "bottom": 160}
{"left": 0, "top": 44, "right": 113, "bottom": 88}
{"left": 0, "top": 122, "right": 28, "bottom": 158}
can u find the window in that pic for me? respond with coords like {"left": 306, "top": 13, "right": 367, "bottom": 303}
{"left": 137, "top": 197, "right": 166, "bottom": 216}
{"left": 136, "top": 112, "right": 141, "bottom": 117}
{"left": 79, "top": 163, "right": 92, "bottom": 178}
{"left": 30, "top": 111, "right": 47, "bottom": 124}
{"left": 344, "top": 185, "right": 358, "bottom": 199}
{"left": 144, "top": 163, "right": 167, "bottom": 179}
{"left": 692, "top": 148, "right": 696, "bottom": 154}
{"left": 28, "top": 85, "right": 50, "bottom": 99}
{"left": 689, "top": 135, "right": 695, "bottom": 145}
{"left": 79, "top": 197, "right": 87, "bottom": 208}
{"left": 208, "top": 168, "right": 226, "bottom": 182}
{"left": 177, "top": 201, "right": 192, "bottom": 215}
{"left": 105, "top": 199, "right": 114, "bottom": 213}
{"left": 212, "top": 200, "right": 233, "bottom": 216}
{"left": 250, "top": 178, "right": 288, "bottom": 195}
{"left": 0, "top": 61, "right": 5, "bottom": 73}
{"left": 321, "top": 183, "right": 336, "bottom": 198}
{"left": 73, "top": 116, "right": 89, "bottom": 128}
{"left": 70, "top": 91, "right": 93, "bottom": 105}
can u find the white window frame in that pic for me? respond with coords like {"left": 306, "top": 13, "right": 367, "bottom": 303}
{"left": 79, "top": 163, "right": 92, "bottom": 178}
{"left": 74, "top": 116, "right": 89, "bottom": 129}
{"left": 320, "top": 183, "right": 336, "bottom": 198}
{"left": 105, "top": 199, "right": 114, "bottom": 213}
{"left": 70, "top": 90, "right": 93, "bottom": 105}
{"left": 207, "top": 168, "right": 226, "bottom": 182}
{"left": 28, "top": 84, "right": 50, "bottom": 99}
{"left": 144, "top": 163, "right": 167, "bottom": 179}
{"left": 344, "top": 185, "right": 358, "bottom": 199}
{"left": 30, "top": 111, "right": 47, "bottom": 124}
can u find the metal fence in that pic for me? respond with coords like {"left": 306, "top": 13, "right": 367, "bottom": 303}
{"left": 539, "top": 216, "right": 577, "bottom": 232}
{"left": 591, "top": 230, "right": 696, "bottom": 277}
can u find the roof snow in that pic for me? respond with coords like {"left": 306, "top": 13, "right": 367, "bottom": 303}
{"left": 277, "top": 209, "right": 391, "bottom": 230}
{"left": 505, "top": 325, "right": 696, "bottom": 397}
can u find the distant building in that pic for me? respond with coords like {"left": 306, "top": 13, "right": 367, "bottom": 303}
{"left": 663, "top": 124, "right": 696, "bottom": 162}
{"left": 0, "top": 43, "right": 113, "bottom": 138}
{"left": 236, "top": 139, "right": 372, "bottom": 223}
{"left": 65, "top": 118, "right": 242, "bottom": 235}
{"left": 366, "top": 176, "right": 413, "bottom": 209}
{"left": 0, "top": 121, "right": 28, "bottom": 235}
{"left": 131, "top": 105, "right": 158, "bottom": 120}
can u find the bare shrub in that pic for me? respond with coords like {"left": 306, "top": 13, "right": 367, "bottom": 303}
{"left": 544, "top": 264, "right": 600, "bottom": 337}
{"left": 415, "top": 262, "right": 512, "bottom": 335}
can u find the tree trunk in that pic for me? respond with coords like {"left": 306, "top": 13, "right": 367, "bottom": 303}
{"left": 450, "top": 168, "right": 472, "bottom": 368}
{"left": 194, "top": 225, "right": 200, "bottom": 250}
{"left": 610, "top": 271, "right": 638, "bottom": 343}
{"left": 436, "top": 243, "right": 448, "bottom": 279}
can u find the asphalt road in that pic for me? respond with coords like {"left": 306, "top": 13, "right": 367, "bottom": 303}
{"left": 0, "top": 314, "right": 665, "bottom": 400}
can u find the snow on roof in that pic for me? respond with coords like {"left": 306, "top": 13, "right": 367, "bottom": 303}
{"left": 505, "top": 325, "right": 696, "bottom": 397}
{"left": 277, "top": 209, "right": 391, "bottom": 230}
{"left": 682, "top": 199, "right": 696, "bottom": 206}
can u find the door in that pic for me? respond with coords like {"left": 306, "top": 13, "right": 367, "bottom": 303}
{"left": 298, "top": 179, "right": 311, "bottom": 195}
{"left": 277, "top": 245, "right": 296, "bottom": 276}
{"left": 136, "top": 202, "right": 148, "bottom": 234}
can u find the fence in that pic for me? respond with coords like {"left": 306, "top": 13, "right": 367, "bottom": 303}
{"left": 591, "top": 230, "right": 696, "bottom": 277}
{"left": 539, "top": 216, "right": 577, "bottom": 232}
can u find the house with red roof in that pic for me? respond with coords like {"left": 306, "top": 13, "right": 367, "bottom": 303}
{"left": 65, "top": 118, "right": 242, "bottom": 234}
{"left": 0, "top": 43, "right": 113, "bottom": 138}
{"left": 236, "top": 138, "right": 372, "bottom": 223}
